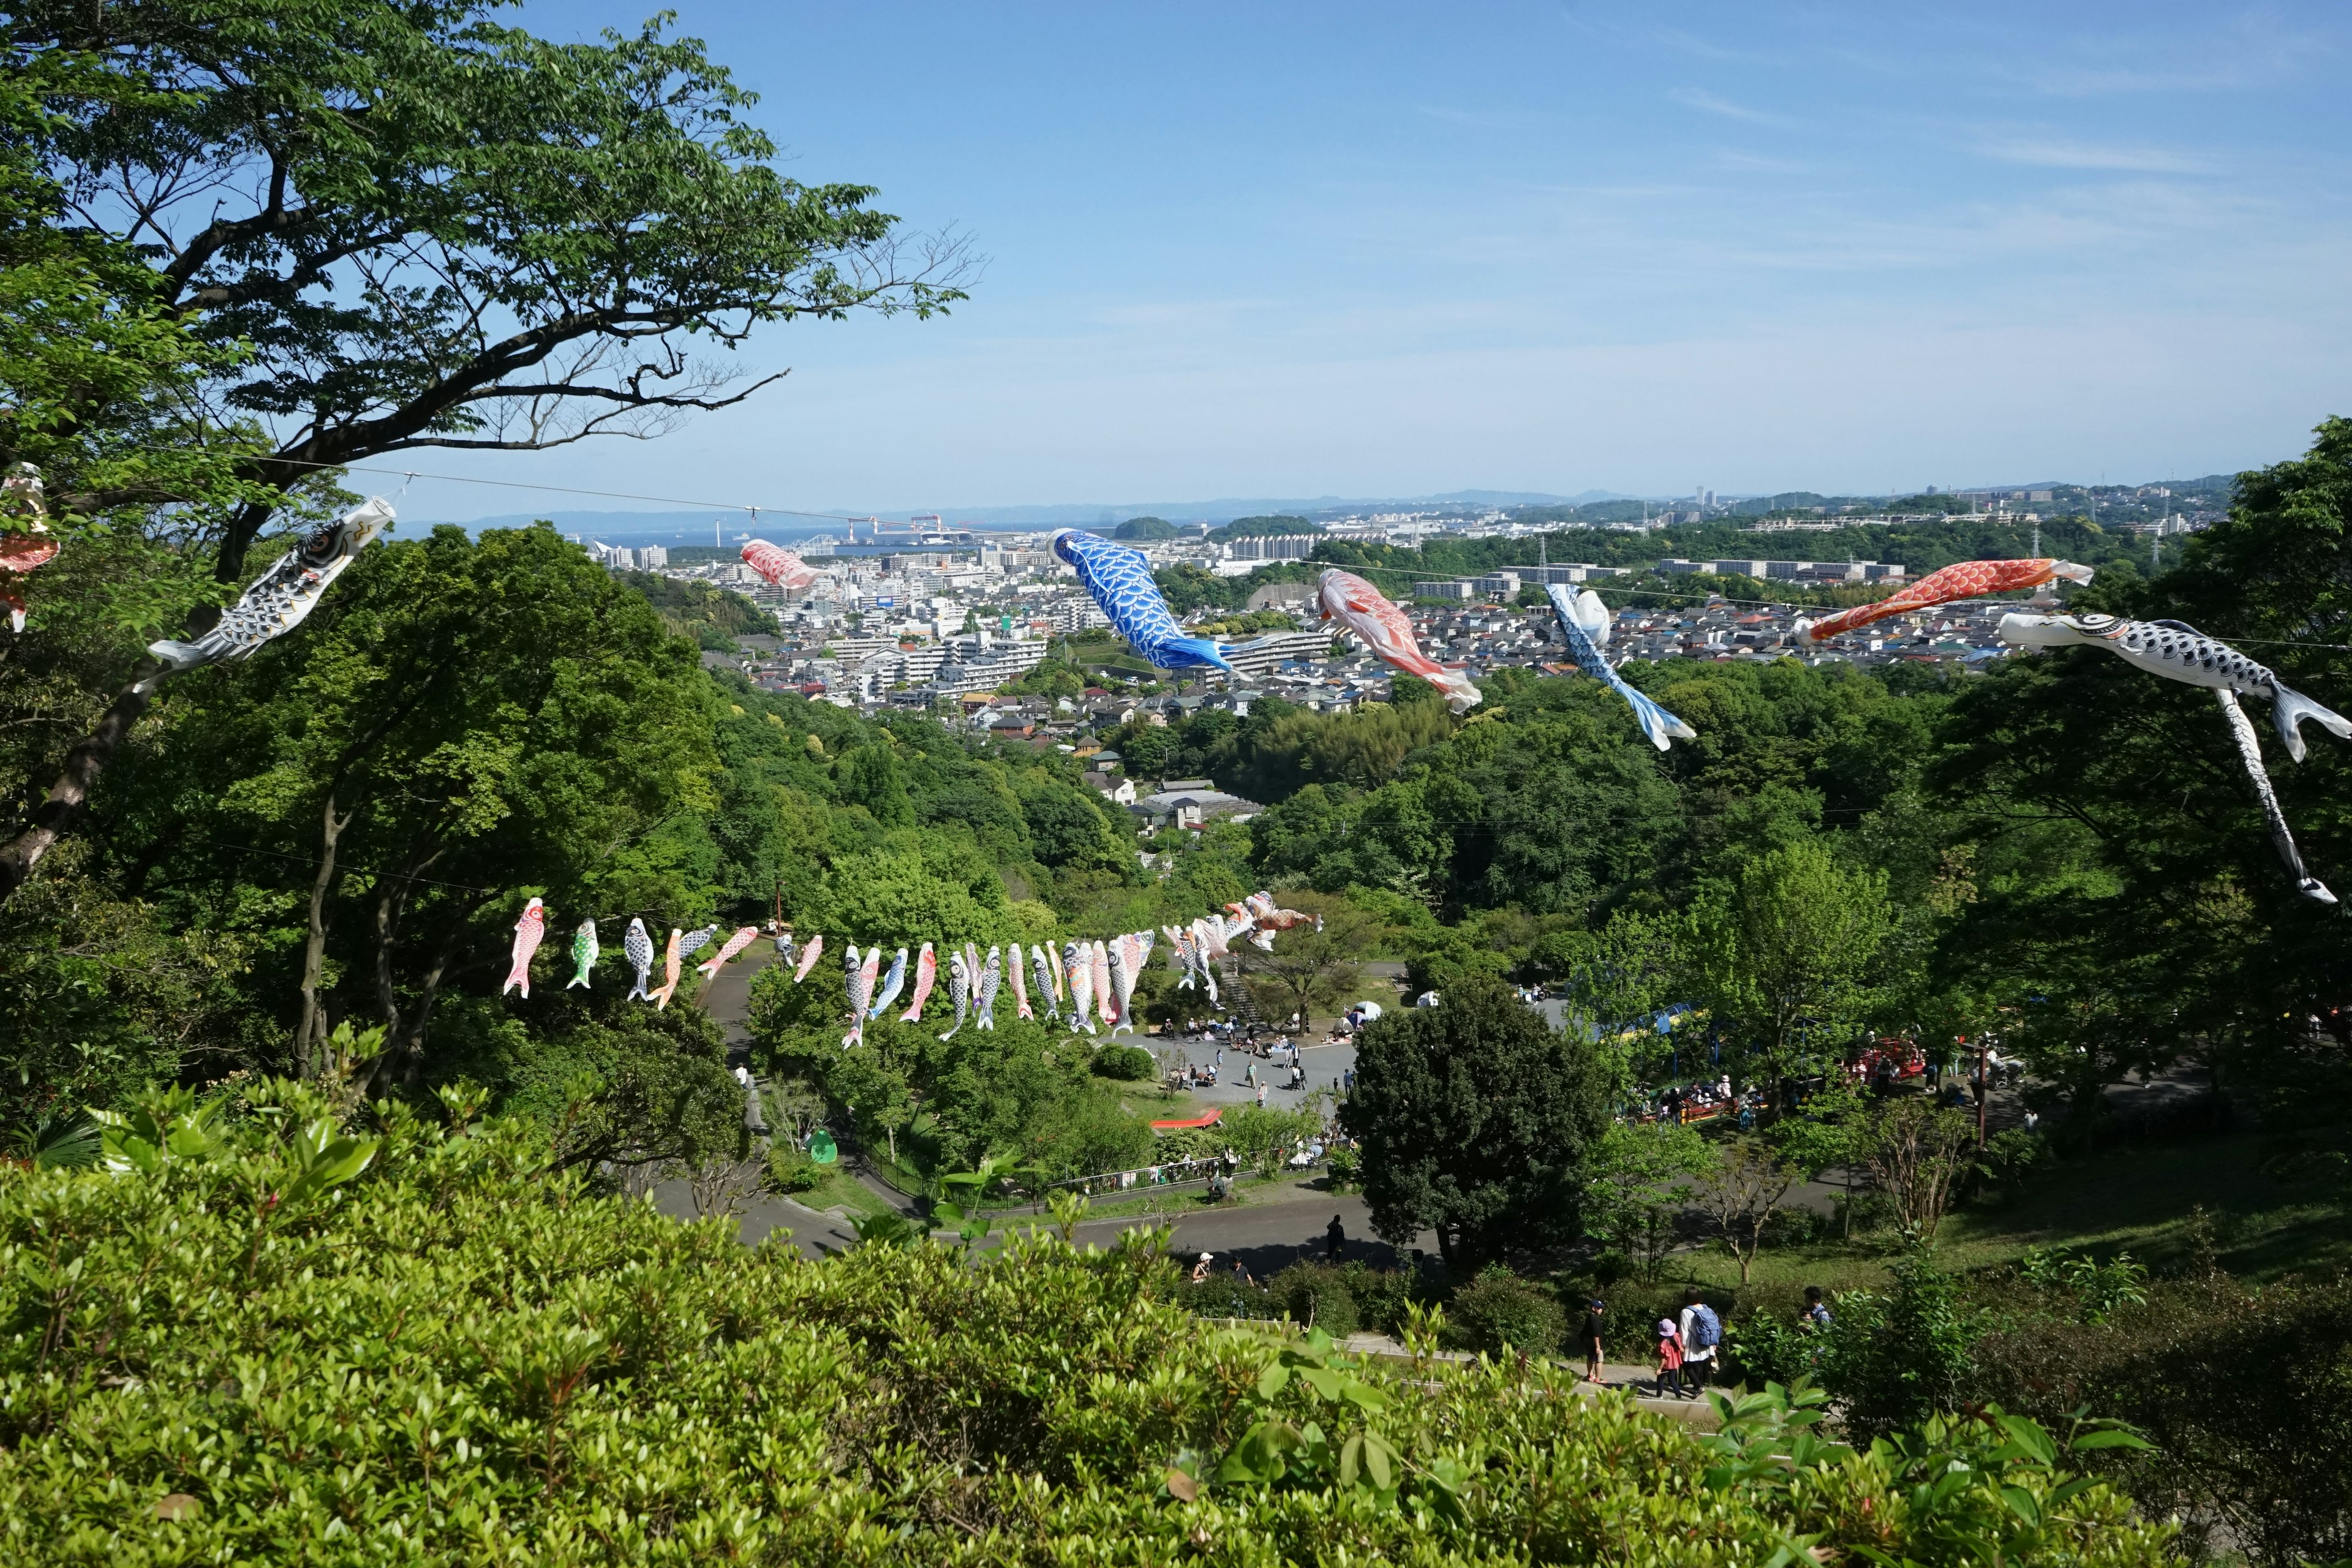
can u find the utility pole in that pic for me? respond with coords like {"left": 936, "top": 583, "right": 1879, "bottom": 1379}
{"left": 1975, "top": 1035, "right": 1989, "bottom": 1148}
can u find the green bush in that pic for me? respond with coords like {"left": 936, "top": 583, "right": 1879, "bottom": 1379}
{"left": 1815, "top": 1253, "right": 1981, "bottom": 1441}
{"left": 0, "top": 1087, "right": 2174, "bottom": 1567}
{"left": 1174, "top": 1270, "right": 1276, "bottom": 1321}
{"left": 1323, "top": 1143, "right": 1362, "bottom": 1189}
{"left": 1972, "top": 1270, "right": 2352, "bottom": 1567}
{"left": 1270, "top": 1261, "right": 1360, "bottom": 1337}
{"left": 1448, "top": 1268, "right": 1565, "bottom": 1355}
{"left": 1090, "top": 1043, "right": 1156, "bottom": 1080}
{"left": 765, "top": 1142, "right": 825, "bottom": 1193}
{"left": 1338, "top": 1262, "right": 1425, "bottom": 1338}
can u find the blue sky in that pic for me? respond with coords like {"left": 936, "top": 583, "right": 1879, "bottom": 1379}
{"left": 404, "top": 2, "right": 2352, "bottom": 522}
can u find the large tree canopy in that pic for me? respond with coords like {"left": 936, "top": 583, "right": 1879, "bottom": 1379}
{"left": 1341, "top": 976, "right": 1612, "bottom": 1269}
{"left": 12, "top": 0, "right": 971, "bottom": 573}
{"left": 0, "top": 0, "right": 969, "bottom": 902}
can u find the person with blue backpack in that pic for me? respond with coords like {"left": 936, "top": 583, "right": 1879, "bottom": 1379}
{"left": 1676, "top": 1286, "right": 1721, "bottom": 1400}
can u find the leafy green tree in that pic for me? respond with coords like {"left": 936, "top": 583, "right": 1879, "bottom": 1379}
{"left": 1540, "top": 909, "right": 1686, "bottom": 1039}
{"left": 1586, "top": 1120, "right": 1712, "bottom": 1280}
{"left": 1770, "top": 1074, "right": 1874, "bottom": 1237}
{"left": 1018, "top": 782, "right": 1129, "bottom": 872}
{"left": 1692, "top": 841, "right": 1891, "bottom": 1101}
{"left": 1817, "top": 1253, "right": 1984, "bottom": 1441}
{"left": 1340, "top": 976, "right": 1611, "bottom": 1270}
{"left": 837, "top": 743, "right": 916, "bottom": 828}
{"left": 1690, "top": 1136, "right": 1801, "bottom": 1285}
{"left": 104, "top": 525, "right": 717, "bottom": 1079}
{"left": 0, "top": 0, "right": 968, "bottom": 894}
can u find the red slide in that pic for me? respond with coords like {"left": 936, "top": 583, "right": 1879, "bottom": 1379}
{"left": 1150, "top": 1108, "right": 1223, "bottom": 1130}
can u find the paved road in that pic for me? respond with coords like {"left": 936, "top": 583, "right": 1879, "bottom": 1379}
{"left": 1153, "top": 1032, "right": 1359, "bottom": 1110}
{"left": 695, "top": 935, "right": 775, "bottom": 1052}
{"left": 1085, "top": 1186, "right": 1430, "bottom": 1278}
{"left": 705, "top": 1169, "right": 1425, "bottom": 1272}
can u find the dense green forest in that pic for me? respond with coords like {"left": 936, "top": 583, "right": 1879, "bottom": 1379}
{"left": 620, "top": 567, "right": 776, "bottom": 647}
{"left": 10, "top": 424, "right": 2352, "bottom": 1193}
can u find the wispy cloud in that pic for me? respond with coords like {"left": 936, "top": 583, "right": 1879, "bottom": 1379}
{"left": 1972, "top": 136, "right": 2211, "bottom": 174}
{"left": 1716, "top": 149, "right": 1810, "bottom": 175}
{"left": 1668, "top": 88, "right": 1787, "bottom": 126}
{"left": 2001, "top": 13, "right": 2328, "bottom": 97}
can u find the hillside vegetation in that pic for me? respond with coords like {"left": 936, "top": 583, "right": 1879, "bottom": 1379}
{"left": 0, "top": 1096, "right": 2171, "bottom": 1567}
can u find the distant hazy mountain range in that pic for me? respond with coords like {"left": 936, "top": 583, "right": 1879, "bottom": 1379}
{"left": 413, "top": 490, "right": 1639, "bottom": 538}
{"left": 413, "top": 475, "right": 2234, "bottom": 542}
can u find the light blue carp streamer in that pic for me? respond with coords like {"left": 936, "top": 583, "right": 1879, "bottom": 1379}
{"left": 1052, "top": 529, "right": 1234, "bottom": 671}
{"left": 1542, "top": 584, "right": 1696, "bottom": 752}
{"left": 867, "top": 947, "right": 908, "bottom": 1019}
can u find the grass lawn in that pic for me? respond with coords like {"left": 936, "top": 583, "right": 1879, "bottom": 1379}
{"left": 1664, "top": 1131, "right": 2351, "bottom": 1297}
{"left": 788, "top": 1166, "right": 899, "bottom": 1221}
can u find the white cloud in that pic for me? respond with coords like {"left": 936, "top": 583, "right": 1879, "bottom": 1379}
{"left": 1972, "top": 136, "right": 2211, "bottom": 174}
{"left": 1667, "top": 88, "right": 1787, "bottom": 126}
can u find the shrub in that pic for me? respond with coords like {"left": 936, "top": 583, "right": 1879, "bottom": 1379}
{"left": 1970, "top": 1126, "right": 2053, "bottom": 1207}
{"left": 0, "top": 1087, "right": 2174, "bottom": 1567}
{"left": 1270, "top": 1261, "right": 1360, "bottom": 1337}
{"left": 1972, "top": 1271, "right": 2352, "bottom": 1567}
{"left": 1090, "top": 1043, "right": 1156, "bottom": 1080}
{"left": 765, "top": 1142, "right": 824, "bottom": 1193}
{"left": 1174, "top": 1270, "right": 1276, "bottom": 1321}
{"left": 1725, "top": 1308, "right": 1821, "bottom": 1389}
{"left": 1815, "top": 1252, "right": 1981, "bottom": 1441}
{"left": 1448, "top": 1268, "right": 1565, "bottom": 1355}
{"left": 1338, "top": 1262, "right": 1423, "bottom": 1338}
{"left": 1323, "top": 1143, "right": 1362, "bottom": 1189}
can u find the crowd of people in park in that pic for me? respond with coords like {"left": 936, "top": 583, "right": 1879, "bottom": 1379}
{"left": 1634, "top": 1074, "right": 1765, "bottom": 1128}
{"left": 1164, "top": 1028, "right": 1357, "bottom": 1101}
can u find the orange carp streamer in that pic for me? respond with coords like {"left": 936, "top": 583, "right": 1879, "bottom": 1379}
{"left": 1316, "top": 568, "right": 1482, "bottom": 714}
{"left": 1800, "top": 558, "right": 2093, "bottom": 643}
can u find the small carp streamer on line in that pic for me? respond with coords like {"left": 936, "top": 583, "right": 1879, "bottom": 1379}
{"left": 1053, "top": 529, "right": 1294, "bottom": 673}
{"left": 650, "top": 929, "right": 684, "bottom": 1011}
{"left": 740, "top": 540, "right": 820, "bottom": 592}
{"left": 696, "top": 926, "right": 760, "bottom": 979}
{"left": 899, "top": 941, "right": 937, "bottom": 1021}
{"left": 939, "top": 947, "right": 973, "bottom": 1040}
{"left": 624, "top": 918, "right": 655, "bottom": 1001}
{"left": 1999, "top": 611, "right": 2352, "bottom": 903}
{"left": 567, "top": 919, "right": 599, "bottom": 989}
{"left": 843, "top": 944, "right": 881, "bottom": 1047}
{"left": 502, "top": 898, "right": 545, "bottom": 999}
{"left": 867, "top": 946, "right": 908, "bottom": 1019}
{"left": 0, "top": 464, "right": 59, "bottom": 633}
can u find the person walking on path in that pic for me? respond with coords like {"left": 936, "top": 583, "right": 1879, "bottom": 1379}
{"left": 1576, "top": 1299, "right": 1607, "bottom": 1385}
{"left": 1676, "top": 1287, "right": 1721, "bottom": 1400}
{"left": 1653, "top": 1317, "right": 1686, "bottom": 1400}
{"left": 1256, "top": 1083, "right": 1267, "bottom": 1108}
{"left": 1325, "top": 1213, "right": 1346, "bottom": 1261}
